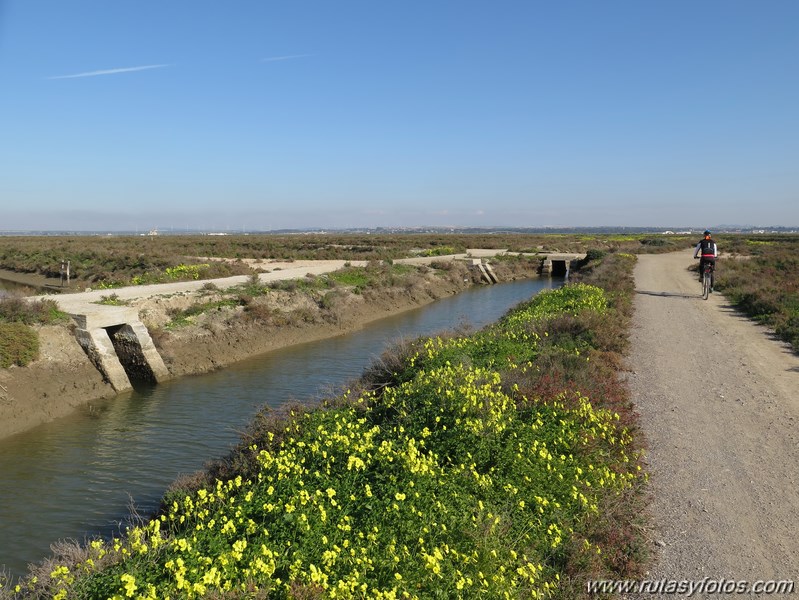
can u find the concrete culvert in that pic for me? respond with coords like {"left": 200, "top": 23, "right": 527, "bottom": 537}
{"left": 105, "top": 322, "right": 168, "bottom": 386}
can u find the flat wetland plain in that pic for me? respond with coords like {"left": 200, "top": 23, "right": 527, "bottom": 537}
{"left": 1, "top": 232, "right": 797, "bottom": 598}
{"left": 0, "top": 231, "right": 682, "bottom": 289}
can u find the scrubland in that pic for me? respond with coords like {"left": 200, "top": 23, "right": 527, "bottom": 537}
{"left": 713, "top": 235, "right": 799, "bottom": 351}
{"left": 0, "top": 233, "right": 683, "bottom": 289}
{"left": 3, "top": 232, "right": 794, "bottom": 598}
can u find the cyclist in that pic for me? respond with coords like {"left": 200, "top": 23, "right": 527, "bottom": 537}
{"left": 693, "top": 230, "right": 718, "bottom": 291}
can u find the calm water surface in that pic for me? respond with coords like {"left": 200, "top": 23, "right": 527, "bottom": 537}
{"left": 0, "top": 278, "right": 560, "bottom": 577}
{"left": 0, "top": 278, "right": 30, "bottom": 297}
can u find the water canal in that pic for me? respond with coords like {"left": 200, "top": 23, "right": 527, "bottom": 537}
{"left": 0, "top": 277, "right": 562, "bottom": 578}
{"left": 0, "top": 278, "right": 31, "bottom": 297}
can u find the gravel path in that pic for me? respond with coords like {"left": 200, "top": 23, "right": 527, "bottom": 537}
{"left": 37, "top": 260, "right": 367, "bottom": 314}
{"left": 32, "top": 252, "right": 504, "bottom": 313}
{"left": 628, "top": 250, "right": 799, "bottom": 597}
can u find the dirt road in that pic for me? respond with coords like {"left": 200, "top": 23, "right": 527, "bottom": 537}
{"left": 629, "top": 250, "right": 799, "bottom": 596}
{"left": 31, "top": 250, "right": 510, "bottom": 313}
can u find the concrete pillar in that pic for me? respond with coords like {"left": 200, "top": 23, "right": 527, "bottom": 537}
{"left": 483, "top": 262, "right": 499, "bottom": 284}
{"left": 108, "top": 321, "right": 170, "bottom": 383}
{"left": 69, "top": 306, "right": 170, "bottom": 392}
{"left": 75, "top": 328, "right": 133, "bottom": 392}
{"left": 466, "top": 259, "right": 493, "bottom": 284}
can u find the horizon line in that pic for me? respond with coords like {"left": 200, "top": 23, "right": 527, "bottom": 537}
{"left": 1, "top": 225, "right": 797, "bottom": 235}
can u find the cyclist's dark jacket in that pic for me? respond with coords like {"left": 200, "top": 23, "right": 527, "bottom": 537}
{"left": 693, "top": 238, "right": 718, "bottom": 260}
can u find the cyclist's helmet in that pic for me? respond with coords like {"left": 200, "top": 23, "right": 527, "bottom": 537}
{"left": 703, "top": 230, "right": 711, "bottom": 236}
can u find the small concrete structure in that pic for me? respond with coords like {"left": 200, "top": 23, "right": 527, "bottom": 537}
{"left": 483, "top": 262, "right": 499, "bottom": 284}
{"left": 540, "top": 253, "right": 585, "bottom": 276}
{"left": 69, "top": 305, "right": 169, "bottom": 392}
{"left": 466, "top": 259, "right": 499, "bottom": 284}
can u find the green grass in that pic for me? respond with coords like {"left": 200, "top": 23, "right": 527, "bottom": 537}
{"left": 327, "top": 269, "right": 372, "bottom": 289}
{"left": 0, "top": 322, "right": 40, "bottom": 368}
{"left": 95, "top": 294, "right": 129, "bottom": 306}
{"left": 165, "top": 299, "right": 245, "bottom": 330}
{"left": 417, "top": 246, "right": 457, "bottom": 257}
{"left": 326, "top": 264, "right": 418, "bottom": 293}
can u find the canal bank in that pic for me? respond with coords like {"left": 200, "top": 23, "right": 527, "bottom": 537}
{"left": 0, "top": 269, "right": 63, "bottom": 293}
{"left": 0, "top": 276, "right": 562, "bottom": 580}
{"left": 0, "top": 257, "right": 544, "bottom": 440}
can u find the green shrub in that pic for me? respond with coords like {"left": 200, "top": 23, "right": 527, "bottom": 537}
{"left": 585, "top": 248, "right": 608, "bottom": 261}
{"left": 165, "top": 298, "right": 244, "bottom": 329}
{"left": 237, "top": 273, "right": 270, "bottom": 297}
{"left": 328, "top": 268, "right": 370, "bottom": 289}
{"left": 419, "top": 245, "right": 457, "bottom": 257}
{"left": 0, "top": 297, "right": 68, "bottom": 325}
{"left": 0, "top": 322, "right": 39, "bottom": 367}
{"left": 639, "top": 237, "right": 669, "bottom": 246}
{"left": 95, "top": 293, "right": 127, "bottom": 306}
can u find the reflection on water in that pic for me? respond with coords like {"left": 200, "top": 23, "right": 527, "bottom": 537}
{"left": 0, "top": 276, "right": 50, "bottom": 297}
{"left": 0, "top": 278, "right": 25, "bottom": 297}
{"left": 0, "top": 278, "right": 560, "bottom": 577}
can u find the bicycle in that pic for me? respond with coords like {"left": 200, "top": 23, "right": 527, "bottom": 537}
{"left": 701, "top": 261, "right": 714, "bottom": 300}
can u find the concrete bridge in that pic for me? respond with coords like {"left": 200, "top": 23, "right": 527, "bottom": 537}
{"left": 462, "top": 250, "right": 586, "bottom": 278}
{"left": 395, "top": 249, "right": 585, "bottom": 283}
{"left": 538, "top": 253, "right": 586, "bottom": 276}
{"left": 453, "top": 250, "right": 585, "bottom": 282}
{"left": 60, "top": 303, "right": 169, "bottom": 393}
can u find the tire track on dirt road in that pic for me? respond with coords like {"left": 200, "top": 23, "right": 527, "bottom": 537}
{"left": 628, "top": 250, "right": 799, "bottom": 597}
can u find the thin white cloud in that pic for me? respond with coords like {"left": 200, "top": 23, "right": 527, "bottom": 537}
{"left": 261, "top": 54, "right": 312, "bottom": 63}
{"left": 48, "top": 64, "right": 171, "bottom": 80}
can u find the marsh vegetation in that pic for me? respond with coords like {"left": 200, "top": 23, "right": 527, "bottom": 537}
{"left": 0, "top": 233, "right": 686, "bottom": 289}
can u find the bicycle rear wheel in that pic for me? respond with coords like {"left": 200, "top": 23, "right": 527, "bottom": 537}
{"left": 702, "top": 271, "right": 711, "bottom": 300}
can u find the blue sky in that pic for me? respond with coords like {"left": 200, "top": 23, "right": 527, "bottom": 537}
{"left": 1, "top": 1, "right": 797, "bottom": 231}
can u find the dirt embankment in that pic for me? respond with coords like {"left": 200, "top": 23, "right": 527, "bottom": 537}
{"left": 150, "top": 262, "right": 480, "bottom": 378}
{"left": 0, "top": 325, "right": 116, "bottom": 438}
{"left": 628, "top": 250, "right": 799, "bottom": 595}
{"left": 0, "top": 260, "right": 534, "bottom": 441}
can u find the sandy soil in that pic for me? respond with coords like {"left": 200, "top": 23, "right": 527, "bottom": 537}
{"left": 1, "top": 258, "right": 535, "bottom": 440}
{"left": 628, "top": 250, "right": 799, "bottom": 595}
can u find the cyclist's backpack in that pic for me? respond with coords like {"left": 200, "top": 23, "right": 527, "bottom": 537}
{"left": 699, "top": 239, "right": 715, "bottom": 257}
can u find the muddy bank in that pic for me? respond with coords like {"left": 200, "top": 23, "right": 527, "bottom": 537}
{"left": 0, "top": 326, "right": 117, "bottom": 439}
{"left": 1, "top": 260, "right": 538, "bottom": 440}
